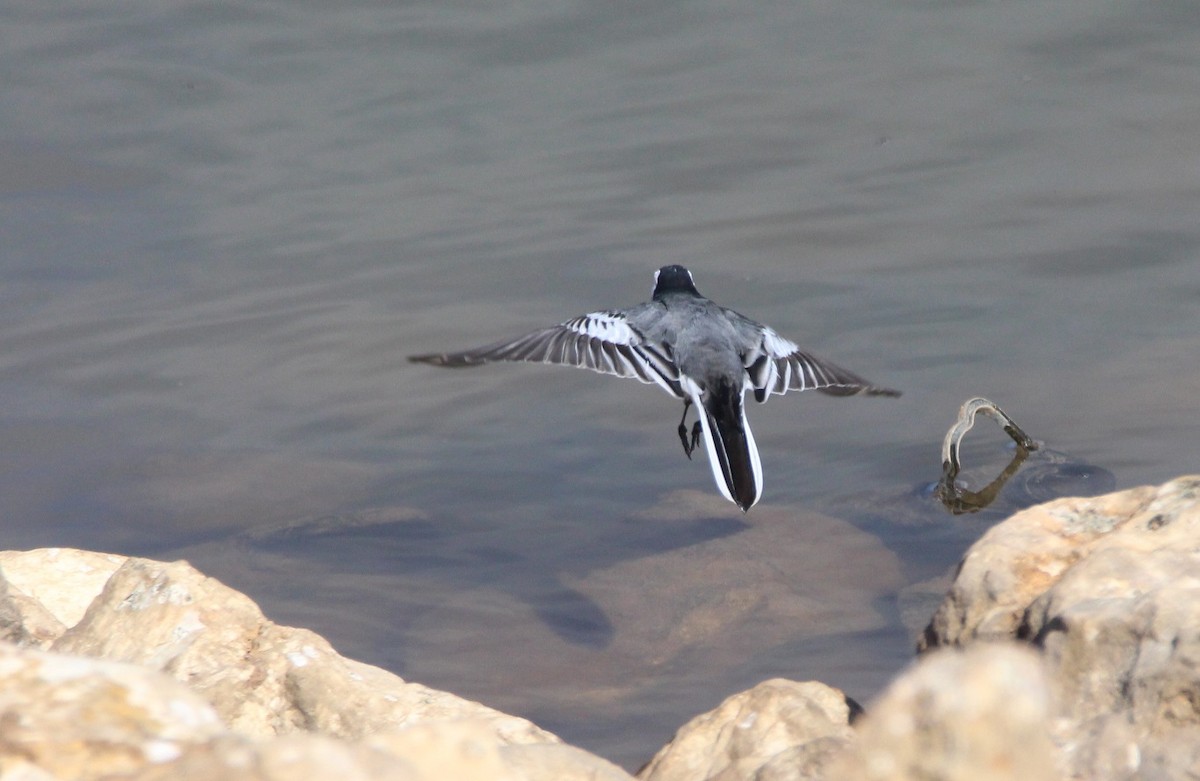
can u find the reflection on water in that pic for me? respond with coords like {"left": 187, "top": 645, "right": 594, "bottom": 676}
{"left": 1, "top": 0, "right": 1199, "bottom": 770}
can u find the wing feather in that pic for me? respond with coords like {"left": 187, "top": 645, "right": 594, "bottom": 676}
{"left": 409, "top": 310, "right": 683, "bottom": 397}
{"left": 744, "top": 325, "right": 901, "bottom": 402}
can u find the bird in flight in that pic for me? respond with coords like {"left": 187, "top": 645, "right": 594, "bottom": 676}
{"left": 409, "top": 265, "right": 900, "bottom": 511}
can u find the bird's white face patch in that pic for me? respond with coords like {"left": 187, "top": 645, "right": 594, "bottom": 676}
{"left": 652, "top": 266, "right": 696, "bottom": 295}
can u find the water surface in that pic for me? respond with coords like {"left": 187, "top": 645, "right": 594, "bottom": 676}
{"left": 2, "top": 0, "right": 1198, "bottom": 768}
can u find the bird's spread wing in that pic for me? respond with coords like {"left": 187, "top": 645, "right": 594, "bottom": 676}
{"left": 739, "top": 322, "right": 902, "bottom": 403}
{"left": 409, "top": 310, "right": 682, "bottom": 396}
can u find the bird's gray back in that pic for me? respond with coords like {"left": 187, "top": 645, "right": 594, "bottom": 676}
{"left": 626, "top": 294, "right": 751, "bottom": 389}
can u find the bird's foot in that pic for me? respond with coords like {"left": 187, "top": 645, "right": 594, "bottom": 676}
{"left": 678, "top": 420, "right": 703, "bottom": 459}
{"left": 678, "top": 421, "right": 694, "bottom": 459}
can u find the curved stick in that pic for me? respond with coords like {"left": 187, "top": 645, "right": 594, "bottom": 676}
{"left": 936, "top": 397, "right": 1039, "bottom": 514}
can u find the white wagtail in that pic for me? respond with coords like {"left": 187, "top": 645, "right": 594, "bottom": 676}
{"left": 410, "top": 265, "right": 900, "bottom": 511}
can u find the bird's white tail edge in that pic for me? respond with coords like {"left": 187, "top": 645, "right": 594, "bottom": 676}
{"left": 687, "top": 385, "right": 763, "bottom": 511}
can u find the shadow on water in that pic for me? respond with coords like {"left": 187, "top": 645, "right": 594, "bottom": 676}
{"left": 231, "top": 507, "right": 749, "bottom": 650}
{"left": 530, "top": 585, "right": 614, "bottom": 648}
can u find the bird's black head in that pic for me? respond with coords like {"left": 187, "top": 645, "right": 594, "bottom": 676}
{"left": 652, "top": 265, "right": 701, "bottom": 300}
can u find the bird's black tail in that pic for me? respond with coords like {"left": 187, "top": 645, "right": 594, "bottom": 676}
{"left": 700, "top": 379, "right": 762, "bottom": 512}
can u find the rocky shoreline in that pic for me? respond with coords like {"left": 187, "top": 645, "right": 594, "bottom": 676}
{"left": 1, "top": 475, "right": 1197, "bottom": 780}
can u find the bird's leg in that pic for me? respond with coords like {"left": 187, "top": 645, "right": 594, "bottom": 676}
{"left": 677, "top": 400, "right": 695, "bottom": 459}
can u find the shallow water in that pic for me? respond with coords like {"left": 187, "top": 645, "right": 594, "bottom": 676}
{"left": 2, "top": 0, "right": 1199, "bottom": 769}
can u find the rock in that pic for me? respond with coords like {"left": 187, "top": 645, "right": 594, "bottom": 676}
{"left": 919, "top": 475, "right": 1200, "bottom": 650}
{"left": 637, "top": 678, "right": 857, "bottom": 781}
{"left": 122, "top": 733, "right": 432, "bottom": 781}
{"left": 136, "top": 723, "right": 638, "bottom": 781}
{"left": 126, "top": 723, "right": 531, "bottom": 781}
{"left": 0, "top": 547, "right": 637, "bottom": 781}
{"left": 0, "top": 633, "right": 634, "bottom": 781}
{"left": 26, "top": 553, "right": 556, "bottom": 744}
{"left": 500, "top": 740, "right": 640, "bottom": 781}
{"left": 829, "top": 644, "right": 1058, "bottom": 781}
{"left": 0, "top": 641, "right": 224, "bottom": 781}
{"left": 917, "top": 475, "right": 1200, "bottom": 779}
{"left": 0, "top": 574, "right": 58, "bottom": 647}
{"left": 120, "top": 721, "right": 636, "bottom": 781}
{"left": 0, "top": 548, "right": 126, "bottom": 647}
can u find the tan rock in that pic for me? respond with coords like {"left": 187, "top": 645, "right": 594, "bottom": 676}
{"left": 499, "top": 741, "right": 638, "bottom": 781}
{"left": 31, "top": 554, "right": 555, "bottom": 744}
{"left": 1, "top": 574, "right": 62, "bottom": 647}
{"left": 119, "top": 733, "right": 425, "bottom": 781}
{"left": 919, "top": 475, "right": 1200, "bottom": 650}
{"left": 0, "top": 635, "right": 630, "bottom": 781}
{"left": 1032, "top": 561, "right": 1200, "bottom": 778}
{"left": 637, "top": 678, "right": 856, "bottom": 781}
{"left": 0, "top": 547, "right": 556, "bottom": 744}
{"left": 122, "top": 721, "right": 636, "bottom": 781}
{"left": 831, "top": 644, "right": 1058, "bottom": 781}
{"left": 0, "top": 548, "right": 641, "bottom": 781}
{"left": 379, "top": 721, "right": 632, "bottom": 781}
{"left": 126, "top": 726, "right": 515, "bottom": 781}
{"left": 0, "top": 642, "right": 223, "bottom": 781}
{"left": 917, "top": 476, "right": 1200, "bottom": 779}
{"left": 0, "top": 548, "right": 126, "bottom": 647}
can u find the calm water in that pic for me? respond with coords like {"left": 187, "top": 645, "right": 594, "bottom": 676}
{"left": 2, "top": 0, "right": 1199, "bottom": 768}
